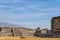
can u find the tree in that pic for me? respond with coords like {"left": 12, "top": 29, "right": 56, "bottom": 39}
{"left": 36, "top": 27, "right": 40, "bottom": 30}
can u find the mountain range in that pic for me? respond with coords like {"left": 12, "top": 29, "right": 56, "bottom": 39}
{"left": 0, "top": 22, "right": 25, "bottom": 28}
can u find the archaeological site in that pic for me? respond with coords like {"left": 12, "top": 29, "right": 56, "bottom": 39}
{"left": 0, "top": 16, "right": 60, "bottom": 38}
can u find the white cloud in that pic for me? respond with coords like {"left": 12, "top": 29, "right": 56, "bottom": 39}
{"left": 28, "top": 2, "right": 47, "bottom": 9}
{"left": 12, "top": 0, "right": 21, "bottom": 3}
{"left": 29, "top": 5, "right": 37, "bottom": 9}
{"left": 38, "top": 8, "right": 60, "bottom": 11}
{"left": 28, "top": 4, "right": 60, "bottom": 12}
{"left": 0, "top": 10, "right": 44, "bottom": 20}
{"left": 0, "top": 5, "right": 7, "bottom": 7}
{"left": 29, "top": 4, "right": 42, "bottom": 9}
{"left": 31, "top": 8, "right": 60, "bottom": 12}
{"left": 0, "top": 0, "right": 21, "bottom": 4}
{"left": 10, "top": 7, "right": 25, "bottom": 11}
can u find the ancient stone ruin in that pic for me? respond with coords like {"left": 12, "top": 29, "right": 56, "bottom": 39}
{"left": 0, "top": 16, "right": 60, "bottom": 38}
{"left": 0, "top": 27, "right": 35, "bottom": 37}
{"left": 51, "top": 16, "right": 60, "bottom": 37}
{"left": 34, "top": 16, "right": 60, "bottom": 38}
{"left": 51, "top": 16, "right": 60, "bottom": 33}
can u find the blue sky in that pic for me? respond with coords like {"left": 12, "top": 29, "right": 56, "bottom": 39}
{"left": 0, "top": 0, "right": 60, "bottom": 29}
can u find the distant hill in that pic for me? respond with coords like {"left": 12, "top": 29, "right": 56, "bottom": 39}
{"left": 0, "top": 22, "right": 25, "bottom": 28}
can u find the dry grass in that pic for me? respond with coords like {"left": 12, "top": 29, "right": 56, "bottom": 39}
{"left": 21, "top": 37, "right": 60, "bottom": 40}
{"left": 0, "top": 36, "right": 60, "bottom": 40}
{"left": 0, "top": 36, "right": 20, "bottom": 40}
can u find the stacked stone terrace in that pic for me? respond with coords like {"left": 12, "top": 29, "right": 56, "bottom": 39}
{"left": 0, "top": 27, "right": 35, "bottom": 37}
{"left": 0, "top": 27, "right": 12, "bottom": 36}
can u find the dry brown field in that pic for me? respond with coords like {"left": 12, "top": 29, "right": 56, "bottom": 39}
{"left": 0, "top": 36, "right": 60, "bottom": 40}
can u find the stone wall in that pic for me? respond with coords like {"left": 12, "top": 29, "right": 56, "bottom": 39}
{"left": 19, "top": 28, "right": 35, "bottom": 37}
{"left": 0, "top": 27, "right": 35, "bottom": 37}
{"left": 13, "top": 28, "right": 22, "bottom": 36}
{"left": 0, "top": 27, "right": 12, "bottom": 36}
